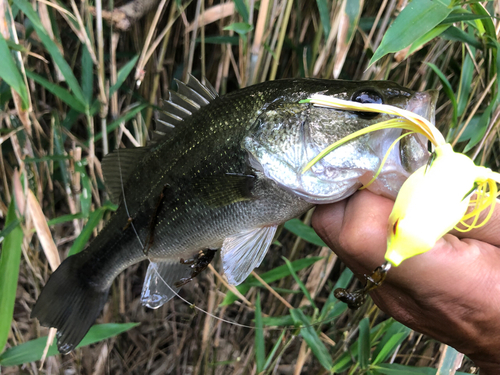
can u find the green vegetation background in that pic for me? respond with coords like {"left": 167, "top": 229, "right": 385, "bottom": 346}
{"left": 0, "top": 0, "right": 498, "bottom": 373}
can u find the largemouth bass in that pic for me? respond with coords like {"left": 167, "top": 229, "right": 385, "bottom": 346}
{"left": 31, "top": 77, "right": 436, "bottom": 353}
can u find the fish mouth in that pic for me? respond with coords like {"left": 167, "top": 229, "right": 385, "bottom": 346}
{"left": 407, "top": 89, "right": 438, "bottom": 124}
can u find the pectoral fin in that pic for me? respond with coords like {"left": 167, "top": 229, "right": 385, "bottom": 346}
{"left": 221, "top": 225, "right": 277, "bottom": 285}
{"left": 141, "top": 261, "right": 192, "bottom": 309}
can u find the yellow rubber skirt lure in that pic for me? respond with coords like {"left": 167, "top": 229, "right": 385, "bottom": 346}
{"left": 301, "top": 94, "right": 500, "bottom": 307}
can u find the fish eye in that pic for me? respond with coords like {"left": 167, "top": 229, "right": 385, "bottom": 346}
{"left": 351, "top": 90, "right": 383, "bottom": 119}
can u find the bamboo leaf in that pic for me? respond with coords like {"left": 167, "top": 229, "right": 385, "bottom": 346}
{"left": 46, "top": 212, "right": 86, "bottom": 226}
{"left": 290, "top": 309, "right": 332, "bottom": 371}
{"left": 67, "top": 208, "right": 105, "bottom": 256}
{"left": 263, "top": 330, "right": 285, "bottom": 370}
{"left": 0, "top": 323, "right": 139, "bottom": 366}
{"left": 372, "top": 319, "right": 411, "bottom": 362}
{"left": 74, "top": 161, "right": 92, "bottom": 218}
{"left": 223, "top": 22, "right": 253, "bottom": 35}
{"left": 110, "top": 55, "right": 139, "bottom": 97}
{"left": 14, "top": 0, "right": 87, "bottom": 108}
{"left": 284, "top": 218, "right": 327, "bottom": 247}
{"left": 261, "top": 315, "right": 294, "bottom": 327}
{"left": 427, "top": 62, "right": 457, "bottom": 127}
{"left": 370, "top": 0, "right": 453, "bottom": 65}
{"left": 282, "top": 257, "right": 316, "bottom": 309}
{"left": 371, "top": 364, "right": 438, "bottom": 374}
{"left": 0, "top": 34, "right": 29, "bottom": 109}
{"left": 440, "top": 26, "right": 482, "bottom": 49}
{"left": 316, "top": 0, "right": 331, "bottom": 39}
{"left": 463, "top": 102, "right": 493, "bottom": 152}
{"left": 358, "top": 317, "right": 370, "bottom": 369}
{"left": 408, "top": 24, "right": 451, "bottom": 56}
{"left": 457, "top": 48, "right": 475, "bottom": 116}
{"left": 0, "top": 198, "right": 23, "bottom": 352}
{"left": 372, "top": 332, "right": 407, "bottom": 364}
{"left": 254, "top": 292, "right": 265, "bottom": 372}
{"left": 25, "top": 70, "right": 86, "bottom": 113}
{"left": 81, "top": 44, "right": 93, "bottom": 104}
{"left": 233, "top": 0, "right": 249, "bottom": 23}
{"left": 94, "top": 103, "right": 149, "bottom": 142}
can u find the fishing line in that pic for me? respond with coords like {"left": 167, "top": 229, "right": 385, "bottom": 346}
{"left": 117, "top": 148, "right": 144, "bottom": 249}
{"left": 116, "top": 142, "right": 351, "bottom": 333}
{"left": 116, "top": 144, "right": 259, "bottom": 328}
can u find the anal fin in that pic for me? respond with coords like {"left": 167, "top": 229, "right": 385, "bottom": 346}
{"left": 221, "top": 225, "right": 278, "bottom": 285}
{"left": 141, "top": 260, "right": 192, "bottom": 309}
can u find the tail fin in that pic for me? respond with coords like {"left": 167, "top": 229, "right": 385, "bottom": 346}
{"left": 31, "top": 254, "right": 109, "bottom": 354}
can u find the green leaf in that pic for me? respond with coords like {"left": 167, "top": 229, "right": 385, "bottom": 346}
{"left": 457, "top": 47, "right": 475, "bottom": 116}
{"left": 74, "top": 161, "right": 92, "bottom": 218}
{"left": 254, "top": 292, "right": 265, "bottom": 372}
{"left": 284, "top": 219, "right": 327, "bottom": 247}
{"left": 358, "top": 317, "right": 370, "bottom": 369}
{"left": 0, "top": 323, "right": 139, "bottom": 366}
{"left": 0, "top": 34, "right": 29, "bottom": 109}
{"left": 440, "top": 11, "right": 491, "bottom": 24}
{"left": 223, "top": 22, "right": 253, "bottom": 35}
{"left": 68, "top": 208, "right": 105, "bottom": 256}
{"left": 0, "top": 199, "right": 23, "bottom": 353}
{"left": 110, "top": 55, "right": 139, "bottom": 97}
{"left": 220, "top": 257, "right": 322, "bottom": 306}
{"left": 372, "top": 332, "right": 408, "bottom": 365}
{"left": 463, "top": 102, "right": 493, "bottom": 152}
{"left": 25, "top": 70, "right": 86, "bottom": 113}
{"left": 427, "top": 62, "right": 457, "bottom": 127}
{"left": 469, "top": 2, "right": 496, "bottom": 39}
{"left": 290, "top": 309, "right": 333, "bottom": 371}
{"left": 372, "top": 319, "right": 411, "bottom": 362}
{"left": 408, "top": 24, "right": 451, "bottom": 56}
{"left": 263, "top": 330, "right": 285, "bottom": 371}
{"left": 316, "top": 0, "right": 331, "bottom": 39}
{"left": 440, "top": 26, "right": 482, "bottom": 49}
{"left": 370, "top": 0, "right": 453, "bottom": 65}
{"left": 233, "top": 0, "right": 249, "bottom": 23}
{"left": 371, "top": 363, "right": 437, "bottom": 375}
{"left": 81, "top": 43, "right": 94, "bottom": 105}
{"left": 261, "top": 314, "right": 294, "bottom": 327}
{"left": 46, "top": 212, "right": 87, "bottom": 226}
{"left": 282, "top": 257, "right": 316, "bottom": 309}
{"left": 94, "top": 103, "right": 149, "bottom": 142}
{"left": 14, "top": 0, "right": 87, "bottom": 109}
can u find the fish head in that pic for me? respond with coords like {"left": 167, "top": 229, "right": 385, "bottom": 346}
{"left": 245, "top": 80, "right": 438, "bottom": 204}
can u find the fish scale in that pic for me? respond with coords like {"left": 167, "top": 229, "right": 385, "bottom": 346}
{"left": 31, "top": 77, "right": 437, "bottom": 353}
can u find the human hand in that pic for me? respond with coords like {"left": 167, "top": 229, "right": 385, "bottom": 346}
{"left": 311, "top": 190, "right": 500, "bottom": 373}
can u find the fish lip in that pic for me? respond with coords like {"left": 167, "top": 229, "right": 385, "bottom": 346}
{"left": 407, "top": 89, "right": 438, "bottom": 124}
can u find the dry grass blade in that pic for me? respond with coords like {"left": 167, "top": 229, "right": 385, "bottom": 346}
{"left": 27, "top": 189, "right": 60, "bottom": 271}
{"left": 251, "top": 270, "right": 293, "bottom": 310}
{"left": 298, "top": 248, "right": 336, "bottom": 307}
{"left": 186, "top": 2, "right": 234, "bottom": 31}
{"left": 40, "top": 328, "right": 57, "bottom": 368}
{"left": 208, "top": 263, "right": 253, "bottom": 307}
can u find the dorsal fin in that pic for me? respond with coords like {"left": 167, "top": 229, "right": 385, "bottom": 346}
{"left": 102, "top": 147, "right": 150, "bottom": 204}
{"left": 154, "top": 75, "right": 218, "bottom": 139}
{"left": 186, "top": 74, "right": 218, "bottom": 101}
